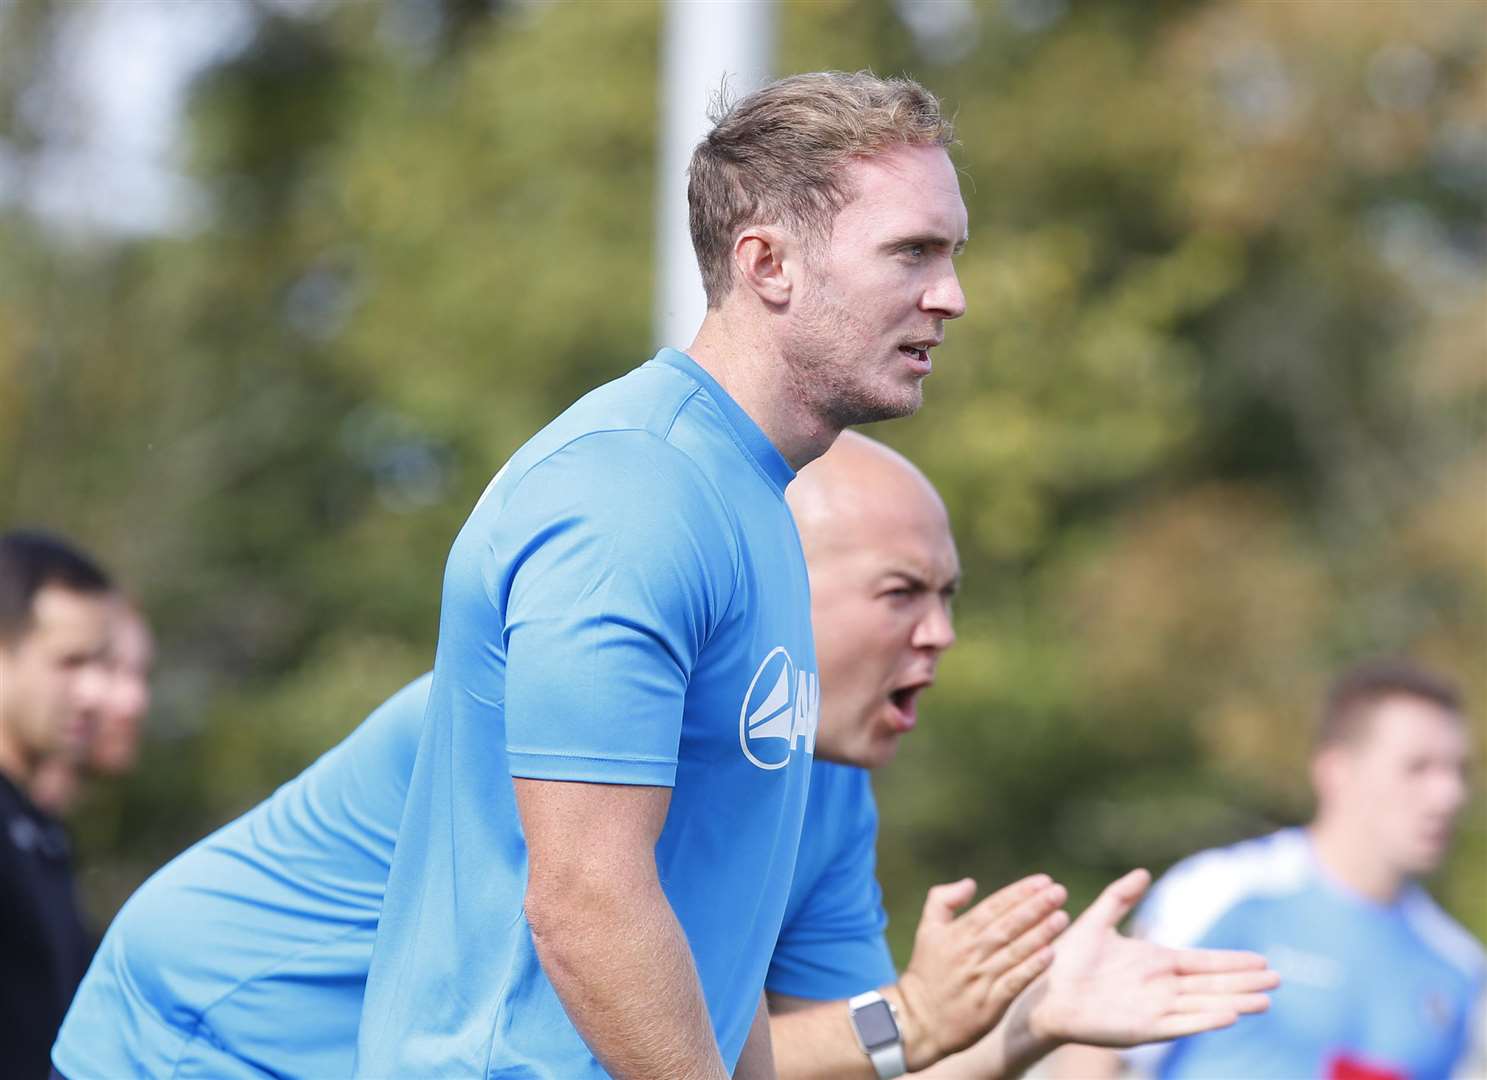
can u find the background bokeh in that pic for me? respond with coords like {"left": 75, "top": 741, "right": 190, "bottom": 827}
{"left": 2, "top": 0, "right": 1483, "bottom": 965}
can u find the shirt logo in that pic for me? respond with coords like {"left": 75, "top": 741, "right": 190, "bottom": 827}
{"left": 739, "top": 646, "right": 819, "bottom": 770}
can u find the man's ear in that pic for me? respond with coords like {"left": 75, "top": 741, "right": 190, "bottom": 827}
{"left": 732, "top": 226, "right": 797, "bottom": 307}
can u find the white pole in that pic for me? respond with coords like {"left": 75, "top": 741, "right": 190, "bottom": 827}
{"left": 655, "top": 0, "right": 775, "bottom": 350}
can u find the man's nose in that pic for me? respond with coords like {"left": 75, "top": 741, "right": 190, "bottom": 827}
{"left": 912, "top": 601, "right": 956, "bottom": 653}
{"left": 922, "top": 265, "right": 966, "bottom": 321}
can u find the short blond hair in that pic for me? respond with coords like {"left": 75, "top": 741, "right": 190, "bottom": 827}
{"left": 687, "top": 70, "right": 954, "bottom": 307}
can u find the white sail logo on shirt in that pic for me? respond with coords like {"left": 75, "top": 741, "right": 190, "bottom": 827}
{"left": 739, "top": 646, "right": 819, "bottom": 770}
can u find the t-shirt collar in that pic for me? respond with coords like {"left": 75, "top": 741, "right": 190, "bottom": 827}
{"left": 651, "top": 348, "right": 796, "bottom": 495}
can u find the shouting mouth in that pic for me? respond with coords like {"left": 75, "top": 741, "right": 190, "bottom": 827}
{"left": 886, "top": 682, "right": 931, "bottom": 732}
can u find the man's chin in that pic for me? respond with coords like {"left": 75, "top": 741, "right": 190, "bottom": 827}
{"left": 813, "top": 736, "right": 902, "bottom": 771}
{"left": 827, "top": 388, "right": 923, "bottom": 429}
{"left": 862, "top": 734, "right": 905, "bottom": 770}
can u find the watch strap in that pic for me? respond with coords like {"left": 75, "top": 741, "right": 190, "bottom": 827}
{"left": 869, "top": 1041, "right": 907, "bottom": 1079}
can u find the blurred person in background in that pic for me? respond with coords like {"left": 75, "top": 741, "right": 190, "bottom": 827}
{"left": 88, "top": 599, "right": 154, "bottom": 778}
{"left": 30, "top": 598, "right": 155, "bottom": 815}
{"left": 1054, "top": 661, "right": 1482, "bottom": 1080}
{"left": 0, "top": 529, "right": 114, "bottom": 1080}
{"left": 52, "top": 433, "right": 1275, "bottom": 1080}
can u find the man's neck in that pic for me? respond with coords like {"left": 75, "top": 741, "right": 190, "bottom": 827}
{"left": 0, "top": 731, "right": 37, "bottom": 793}
{"left": 685, "top": 310, "right": 840, "bottom": 471}
{"left": 1307, "top": 819, "right": 1407, "bottom": 904}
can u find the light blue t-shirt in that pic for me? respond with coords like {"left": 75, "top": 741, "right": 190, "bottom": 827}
{"left": 55, "top": 682, "right": 894, "bottom": 1079}
{"left": 52, "top": 674, "right": 432, "bottom": 1080}
{"left": 356, "top": 349, "right": 818, "bottom": 1077}
{"left": 767, "top": 760, "right": 896, "bottom": 1000}
{"left": 1130, "top": 828, "right": 1485, "bottom": 1080}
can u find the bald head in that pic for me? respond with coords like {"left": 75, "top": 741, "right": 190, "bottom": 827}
{"left": 787, "top": 431, "right": 950, "bottom": 558}
{"left": 787, "top": 432, "right": 959, "bottom": 769}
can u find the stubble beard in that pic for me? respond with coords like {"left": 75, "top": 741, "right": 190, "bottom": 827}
{"left": 783, "top": 283, "right": 925, "bottom": 432}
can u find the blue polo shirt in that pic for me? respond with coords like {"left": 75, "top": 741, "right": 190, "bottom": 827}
{"left": 1129, "top": 828, "right": 1485, "bottom": 1080}
{"left": 356, "top": 349, "right": 817, "bottom": 1076}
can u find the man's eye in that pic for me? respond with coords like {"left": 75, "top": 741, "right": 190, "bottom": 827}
{"left": 903, "top": 245, "right": 925, "bottom": 258}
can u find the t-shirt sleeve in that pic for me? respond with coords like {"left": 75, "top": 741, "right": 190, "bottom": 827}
{"left": 492, "top": 431, "right": 736, "bottom": 788}
{"left": 766, "top": 773, "right": 896, "bottom": 1000}
{"left": 1132, "top": 850, "right": 1252, "bottom": 949}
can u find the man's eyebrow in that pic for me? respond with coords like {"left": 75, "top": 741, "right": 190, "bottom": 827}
{"left": 885, "top": 234, "right": 967, "bottom": 255}
{"left": 882, "top": 569, "right": 961, "bottom": 593}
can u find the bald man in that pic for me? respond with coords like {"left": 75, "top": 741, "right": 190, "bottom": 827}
{"left": 764, "top": 433, "right": 1277, "bottom": 1077}
{"left": 54, "top": 436, "right": 1275, "bottom": 1080}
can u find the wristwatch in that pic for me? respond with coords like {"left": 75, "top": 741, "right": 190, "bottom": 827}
{"left": 847, "top": 990, "right": 906, "bottom": 1079}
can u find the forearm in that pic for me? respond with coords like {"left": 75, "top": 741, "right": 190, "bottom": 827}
{"left": 530, "top": 875, "right": 728, "bottom": 1080}
{"left": 770, "top": 983, "right": 937, "bottom": 1079}
{"left": 909, "top": 984, "right": 1057, "bottom": 1080}
{"left": 769, "top": 997, "right": 876, "bottom": 1080}
{"left": 732, "top": 993, "right": 777, "bottom": 1080}
{"left": 769, "top": 986, "right": 1054, "bottom": 1080}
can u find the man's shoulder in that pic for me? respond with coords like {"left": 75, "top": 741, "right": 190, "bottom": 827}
{"left": 492, "top": 368, "right": 742, "bottom": 523}
{"left": 1137, "top": 828, "right": 1312, "bottom": 947}
{"left": 1398, "top": 886, "right": 1487, "bottom": 984}
{"left": 557, "top": 357, "right": 711, "bottom": 439}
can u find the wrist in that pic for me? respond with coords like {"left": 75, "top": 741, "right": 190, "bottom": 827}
{"left": 883, "top": 976, "right": 938, "bottom": 1072}
{"left": 1019, "top": 976, "right": 1064, "bottom": 1055}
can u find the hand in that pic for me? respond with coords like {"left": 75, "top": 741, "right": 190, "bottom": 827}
{"left": 894, "top": 874, "right": 1070, "bottom": 1071}
{"left": 1026, "top": 868, "right": 1280, "bottom": 1047}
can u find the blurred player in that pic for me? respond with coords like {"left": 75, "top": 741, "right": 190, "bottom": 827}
{"left": 29, "top": 599, "right": 154, "bottom": 815}
{"left": 0, "top": 530, "right": 114, "bottom": 1080}
{"left": 90, "top": 599, "right": 154, "bottom": 777}
{"left": 1055, "top": 661, "right": 1482, "bottom": 1079}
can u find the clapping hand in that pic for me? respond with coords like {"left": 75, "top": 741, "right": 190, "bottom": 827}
{"left": 1024, "top": 868, "right": 1279, "bottom": 1047}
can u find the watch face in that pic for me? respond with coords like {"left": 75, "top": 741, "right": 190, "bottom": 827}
{"left": 853, "top": 999, "right": 899, "bottom": 1049}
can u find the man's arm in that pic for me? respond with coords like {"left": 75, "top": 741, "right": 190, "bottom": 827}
{"left": 768, "top": 875, "right": 1068, "bottom": 1078}
{"left": 733, "top": 993, "right": 777, "bottom": 1080}
{"left": 517, "top": 778, "right": 731, "bottom": 1080}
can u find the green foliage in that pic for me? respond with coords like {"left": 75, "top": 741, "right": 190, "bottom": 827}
{"left": 2, "top": 0, "right": 1481, "bottom": 962}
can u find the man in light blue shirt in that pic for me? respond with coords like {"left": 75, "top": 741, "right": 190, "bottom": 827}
{"left": 357, "top": 70, "right": 972, "bottom": 1079}
{"left": 762, "top": 432, "right": 1278, "bottom": 1079}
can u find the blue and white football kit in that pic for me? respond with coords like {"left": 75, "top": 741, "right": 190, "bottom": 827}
{"left": 52, "top": 675, "right": 431, "bottom": 1080}
{"left": 356, "top": 349, "right": 817, "bottom": 1077}
{"left": 55, "top": 679, "right": 890, "bottom": 1079}
{"left": 1128, "top": 828, "right": 1485, "bottom": 1080}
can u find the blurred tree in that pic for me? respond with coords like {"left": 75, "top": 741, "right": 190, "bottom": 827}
{"left": 1, "top": 0, "right": 1481, "bottom": 959}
